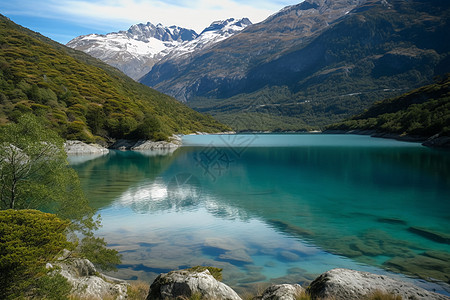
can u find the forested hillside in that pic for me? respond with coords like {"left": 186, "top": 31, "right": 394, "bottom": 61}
{"left": 0, "top": 15, "right": 229, "bottom": 143}
{"left": 327, "top": 75, "right": 450, "bottom": 139}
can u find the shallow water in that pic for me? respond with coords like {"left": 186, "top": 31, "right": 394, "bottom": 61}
{"left": 70, "top": 134, "right": 450, "bottom": 295}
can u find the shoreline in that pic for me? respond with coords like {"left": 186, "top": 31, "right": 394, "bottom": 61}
{"left": 65, "top": 130, "right": 450, "bottom": 156}
{"left": 322, "top": 129, "right": 450, "bottom": 149}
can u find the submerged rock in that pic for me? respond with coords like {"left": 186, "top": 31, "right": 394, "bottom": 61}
{"left": 408, "top": 226, "right": 450, "bottom": 244}
{"left": 267, "top": 219, "right": 314, "bottom": 237}
{"left": 54, "top": 258, "right": 128, "bottom": 300}
{"left": 219, "top": 249, "right": 253, "bottom": 263}
{"left": 384, "top": 252, "right": 450, "bottom": 283}
{"left": 257, "top": 284, "right": 305, "bottom": 300}
{"left": 147, "top": 268, "right": 242, "bottom": 300}
{"left": 307, "top": 268, "right": 448, "bottom": 300}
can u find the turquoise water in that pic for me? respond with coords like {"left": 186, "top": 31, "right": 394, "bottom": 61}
{"left": 70, "top": 134, "right": 450, "bottom": 295}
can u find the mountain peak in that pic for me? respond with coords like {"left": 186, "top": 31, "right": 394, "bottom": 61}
{"left": 200, "top": 18, "right": 252, "bottom": 35}
{"left": 126, "top": 22, "right": 197, "bottom": 43}
{"left": 159, "top": 17, "right": 252, "bottom": 60}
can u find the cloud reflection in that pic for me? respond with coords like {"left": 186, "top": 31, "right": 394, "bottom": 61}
{"left": 114, "top": 173, "right": 202, "bottom": 213}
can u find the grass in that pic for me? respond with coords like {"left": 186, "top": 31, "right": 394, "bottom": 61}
{"left": 127, "top": 281, "right": 150, "bottom": 300}
{"left": 365, "top": 290, "right": 402, "bottom": 300}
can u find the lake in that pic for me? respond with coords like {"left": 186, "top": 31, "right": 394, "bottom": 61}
{"left": 70, "top": 134, "right": 450, "bottom": 295}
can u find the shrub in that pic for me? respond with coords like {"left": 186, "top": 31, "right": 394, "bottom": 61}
{"left": 0, "top": 209, "right": 74, "bottom": 299}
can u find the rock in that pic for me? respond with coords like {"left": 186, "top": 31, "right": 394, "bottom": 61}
{"left": 423, "top": 135, "right": 450, "bottom": 149}
{"left": 219, "top": 249, "right": 253, "bottom": 263}
{"left": 267, "top": 219, "right": 314, "bottom": 237}
{"left": 279, "top": 251, "right": 301, "bottom": 262}
{"left": 307, "top": 268, "right": 448, "bottom": 300}
{"left": 147, "top": 268, "right": 242, "bottom": 300}
{"left": 376, "top": 217, "right": 407, "bottom": 225}
{"left": 65, "top": 140, "right": 109, "bottom": 155}
{"left": 383, "top": 253, "right": 450, "bottom": 283}
{"left": 408, "top": 226, "right": 450, "bottom": 244}
{"left": 110, "top": 139, "right": 180, "bottom": 150}
{"left": 204, "top": 237, "right": 246, "bottom": 252}
{"left": 257, "top": 284, "right": 305, "bottom": 300}
{"left": 55, "top": 258, "right": 128, "bottom": 300}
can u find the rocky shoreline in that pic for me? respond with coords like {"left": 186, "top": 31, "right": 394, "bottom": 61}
{"left": 109, "top": 137, "right": 181, "bottom": 151}
{"left": 323, "top": 129, "right": 450, "bottom": 149}
{"left": 58, "top": 262, "right": 449, "bottom": 299}
{"left": 64, "top": 135, "right": 183, "bottom": 155}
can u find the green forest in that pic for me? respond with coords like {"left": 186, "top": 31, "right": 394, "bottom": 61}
{"left": 0, "top": 15, "right": 229, "bottom": 144}
{"left": 326, "top": 74, "right": 450, "bottom": 138}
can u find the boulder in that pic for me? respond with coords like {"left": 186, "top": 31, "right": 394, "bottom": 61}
{"left": 55, "top": 258, "right": 128, "bottom": 300}
{"left": 147, "top": 268, "right": 242, "bottom": 300}
{"left": 110, "top": 139, "right": 180, "bottom": 150}
{"left": 257, "top": 284, "right": 305, "bottom": 300}
{"left": 423, "top": 135, "right": 450, "bottom": 149}
{"left": 307, "top": 268, "right": 448, "bottom": 300}
{"left": 64, "top": 140, "right": 109, "bottom": 155}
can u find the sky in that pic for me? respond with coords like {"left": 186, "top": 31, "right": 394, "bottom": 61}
{"left": 0, "top": 0, "right": 301, "bottom": 45}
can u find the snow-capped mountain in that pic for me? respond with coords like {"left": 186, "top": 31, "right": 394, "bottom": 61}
{"left": 66, "top": 23, "right": 197, "bottom": 80}
{"left": 66, "top": 18, "right": 251, "bottom": 80}
{"left": 168, "top": 18, "right": 252, "bottom": 59}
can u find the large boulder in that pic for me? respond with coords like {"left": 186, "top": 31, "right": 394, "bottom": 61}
{"left": 110, "top": 137, "right": 181, "bottom": 151}
{"left": 53, "top": 258, "right": 128, "bottom": 300}
{"left": 64, "top": 140, "right": 109, "bottom": 155}
{"left": 257, "top": 284, "right": 305, "bottom": 300}
{"left": 307, "top": 268, "right": 448, "bottom": 300}
{"left": 147, "top": 268, "right": 242, "bottom": 300}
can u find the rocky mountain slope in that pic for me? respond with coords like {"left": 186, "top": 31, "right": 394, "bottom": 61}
{"left": 141, "top": 0, "right": 450, "bottom": 131}
{"left": 67, "top": 18, "right": 251, "bottom": 80}
{"left": 0, "top": 15, "right": 229, "bottom": 143}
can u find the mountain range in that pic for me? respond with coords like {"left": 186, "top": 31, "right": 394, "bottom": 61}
{"left": 66, "top": 0, "right": 450, "bottom": 132}
{"left": 67, "top": 18, "right": 252, "bottom": 80}
{"left": 0, "top": 14, "right": 229, "bottom": 143}
{"left": 139, "top": 0, "right": 450, "bottom": 131}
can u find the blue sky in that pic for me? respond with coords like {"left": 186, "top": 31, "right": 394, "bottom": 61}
{"left": 0, "top": 0, "right": 301, "bottom": 44}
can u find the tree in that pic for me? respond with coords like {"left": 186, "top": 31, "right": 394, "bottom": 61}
{"left": 0, "top": 114, "right": 96, "bottom": 232}
{"left": 0, "top": 114, "right": 120, "bottom": 272}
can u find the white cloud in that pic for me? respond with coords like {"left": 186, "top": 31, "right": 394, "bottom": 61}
{"left": 44, "top": 0, "right": 298, "bottom": 33}
{"left": 0, "top": 0, "right": 300, "bottom": 43}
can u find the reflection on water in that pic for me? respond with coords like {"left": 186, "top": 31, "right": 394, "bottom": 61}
{"left": 71, "top": 135, "right": 450, "bottom": 295}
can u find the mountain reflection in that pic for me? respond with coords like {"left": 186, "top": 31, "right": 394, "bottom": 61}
{"left": 70, "top": 149, "right": 180, "bottom": 209}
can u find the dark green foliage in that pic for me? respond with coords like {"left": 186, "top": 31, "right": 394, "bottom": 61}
{"left": 79, "top": 236, "right": 122, "bottom": 272}
{"left": 0, "top": 209, "right": 74, "bottom": 299}
{"left": 0, "top": 14, "right": 230, "bottom": 141}
{"left": 327, "top": 75, "right": 450, "bottom": 138}
{"left": 33, "top": 273, "right": 73, "bottom": 300}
